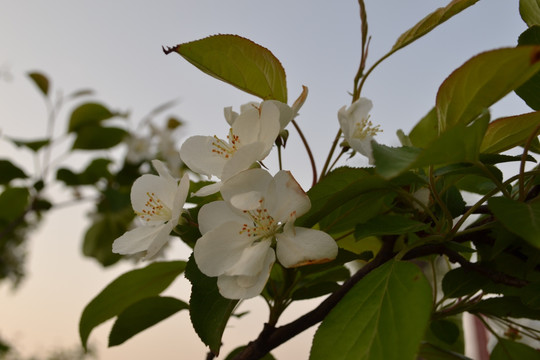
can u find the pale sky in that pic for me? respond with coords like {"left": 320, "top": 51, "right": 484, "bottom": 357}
{"left": 0, "top": 1, "right": 531, "bottom": 359}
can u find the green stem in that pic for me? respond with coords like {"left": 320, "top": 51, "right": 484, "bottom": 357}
{"left": 319, "top": 129, "right": 342, "bottom": 181}
{"left": 291, "top": 119, "right": 318, "bottom": 187}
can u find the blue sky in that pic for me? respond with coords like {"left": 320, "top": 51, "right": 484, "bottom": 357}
{"left": 0, "top": 1, "right": 531, "bottom": 359}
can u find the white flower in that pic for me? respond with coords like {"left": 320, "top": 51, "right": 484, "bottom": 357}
{"left": 194, "top": 169, "right": 338, "bottom": 299}
{"left": 112, "top": 160, "right": 190, "bottom": 259}
{"left": 125, "top": 134, "right": 151, "bottom": 164}
{"left": 338, "top": 98, "right": 382, "bottom": 164}
{"left": 180, "top": 101, "right": 281, "bottom": 196}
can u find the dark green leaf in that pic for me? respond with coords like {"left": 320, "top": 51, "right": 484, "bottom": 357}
{"left": 68, "top": 102, "right": 116, "bottom": 132}
{"left": 417, "top": 343, "right": 472, "bottom": 360}
{"left": 56, "top": 168, "right": 81, "bottom": 186}
{"left": 79, "top": 261, "right": 186, "bottom": 349}
{"left": 72, "top": 126, "right": 127, "bottom": 150}
{"left": 429, "top": 320, "right": 460, "bottom": 345}
{"left": 80, "top": 158, "right": 112, "bottom": 184}
{"left": 469, "top": 296, "right": 540, "bottom": 319}
{"left": 442, "top": 267, "right": 489, "bottom": 298}
{"left": 109, "top": 296, "right": 188, "bottom": 346}
{"left": 167, "top": 34, "right": 287, "bottom": 102}
{"left": 310, "top": 261, "right": 432, "bottom": 360}
{"left": 185, "top": 255, "right": 238, "bottom": 356}
{"left": 28, "top": 71, "right": 49, "bottom": 95}
{"left": 488, "top": 197, "right": 540, "bottom": 248}
{"left": 0, "top": 187, "right": 29, "bottom": 222}
{"left": 491, "top": 338, "right": 540, "bottom": 360}
{"left": 520, "top": 0, "right": 540, "bottom": 27}
{"left": 437, "top": 46, "right": 540, "bottom": 131}
{"left": 520, "top": 282, "right": 540, "bottom": 309}
{"left": 0, "top": 160, "right": 27, "bottom": 184}
{"left": 354, "top": 214, "right": 429, "bottom": 239}
{"left": 9, "top": 138, "right": 50, "bottom": 152}
{"left": 516, "top": 26, "right": 540, "bottom": 110}
{"left": 224, "top": 347, "right": 276, "bottom": 360}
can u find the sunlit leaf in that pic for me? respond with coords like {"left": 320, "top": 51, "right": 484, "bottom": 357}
{"left": 408, "top": 108, "right": 438, "bottom": 148}
{"left": 109, "top": 296, "right": 188, "bottom": 346}
{"left": 488, "top": 197, "right": 540, "bottom": 248}
{"left": 310, "top": 261, "right": 432, "bottom": 360}
{"left": 481, "top": 112, "right": 540, "bottom": 153}
{"left": 391, "top": 0, "right": 479, "bottom": 53}
{"left": 28, "top": 71, "right": 49, "bottom": 96}
{"left": 520, "top": 0, "right": 540, "bottom": 27}
{"left": 79, "top": 261, "right": 186, "bottom": 349}
{"left": 185, "top": 255, "right": 237, "bottom": 356}
{"left": 437, "top": 46, "right": 540, "bottom": 131}
{"left": 165, "top": 34, "right": 287, "bottom": 102}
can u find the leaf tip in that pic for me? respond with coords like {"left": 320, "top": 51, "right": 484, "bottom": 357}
{"left": 162, "top": 45, "right": 179, "bottom": 55}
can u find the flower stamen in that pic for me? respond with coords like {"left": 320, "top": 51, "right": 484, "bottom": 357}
{"left": 352, "top": 115, "right": 382, "bottom": 140}
{"left": 136, "top": 192, "right": 172, "bottom": 222}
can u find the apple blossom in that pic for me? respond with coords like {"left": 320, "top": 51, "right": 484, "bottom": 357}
{"left": 112, "top": 160, "right": 190, "bottom": 259}
{"left": 194, "top": 169, "right": 338, "bottom": 299}
{"left": 338, "top": 97, "right": 382, "bottom": 164}
{"left": 180, "top": 101, "right": 281, "bottom": 196}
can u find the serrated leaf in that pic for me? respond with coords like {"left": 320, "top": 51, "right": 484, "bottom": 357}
{"left": 68, "top": 102, "right": 116, "bottom": 132}
{"left": 391, "top": 0, "right": 479, "bottom": 53}
{"left": 79, "top": 261, "right": 186, "bottom": 349}
{"left": 354, "top": 214, "right": 428, "bottom": 239}
{"left": 437, "top": 46, "right": 540, "bottom": 131}
{"left": 28, "top": 71, "right": 49, "bottom": 95}
{"left": 185, "top": 255, "right": 238, "bottom": 356}
{"left": 166, "top": 34, "right": 287, "bottom": 102}
{"left": 0, "top": 159, "right": 27, "bottom": 184}
{"left": 310, "top": 261, "right": 432, "bottom": 360}
{"left": 481, "top": 112, "right": 540, "bottom": 153}
{"left": 72, "top": 126, "right": 127, "bottom": 150}
{"left": 520, "top": 0, "right": 540, "bottom": 27}
{"left": 488, "top": 197, "right": 540, "bottom": 248}
{"left": 109, "top": 296, "right": 188, "bottom": 346}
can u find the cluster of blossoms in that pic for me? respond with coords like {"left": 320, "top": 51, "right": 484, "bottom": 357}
{"left": 112, "top": 96, "right": 380, "bottom": 299}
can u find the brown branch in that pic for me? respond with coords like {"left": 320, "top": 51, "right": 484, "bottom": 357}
{"left": 232, "top": 237, "right": 396, "bottom": 360}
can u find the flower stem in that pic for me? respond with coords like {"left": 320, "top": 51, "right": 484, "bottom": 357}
{"left": 291, "top": 119, "right": 318, "bottom": 187}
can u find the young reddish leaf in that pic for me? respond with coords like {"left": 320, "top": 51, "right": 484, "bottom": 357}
{"left": 481, "top": 111, "right": 540, "bottom": 154}
{"left": 391, "top": 0, "right": 479, "bottom": 53}
{"left": 164, "top": 34, "right": 287, "bottom": 103}
{"left": 437, "top": 46, "right": 540, "bottom": 131}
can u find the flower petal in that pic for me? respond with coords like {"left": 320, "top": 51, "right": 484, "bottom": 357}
{"left": 192, "top": 181, "right": 223, "bottom": 197}
{"left": 221, "top": 142, "right": 267, "bottom": 180}
{"left": 198, "top": 201, "right": 247, "bottom": 235}
{"left": 112, "top": 225, "right": 166, "bottom": 255}
{"left": 276, "top": 227, "right": 338, "bottom": 268}
{"left": 225, "top": 240, "right": 272, "bottom": 277}
{"left": 170, "top": 173, "right": 190, "bottom": 220}
{"left": 221, "top": 168, "right": 272, "bottom": 210}
{"left": 194, "top": 221, "right": 253, "bottom": 277}
{"left": 131, "top": 174, "right": 177, "bottom": 225}
{"left": 217, "top": 249, "right": 275, "bottom": 299}
{"left": 144, "top": 221, "right": 176, "bottom": 259}
{"left": 266, "top": 170, "right": 311, "bottom": 222}
{"left": 265, "top": 100, "right": 294, "bottom": 130}
{"left": 180, "top": 135, "right": 227, "bottom": 178}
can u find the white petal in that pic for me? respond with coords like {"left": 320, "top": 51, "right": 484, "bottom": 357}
{"left": 131, "top": 174, "right": 176, "bottom": 225}
{"left": 266, "top": 170, "right": 311, "bottom": 222}
{"left": 151, "top": 159, "right": 175, "bottom": 183}
{"left": 223, "top": 106, "right": 238, "bottom": 126}
{"left": 198, "top": 201, "right": 247, "bottom": 235}
{"left": 144, "top": 221, "right": 176, "bottom": 259}
{"left": 194, "top": 221, "right": 253, "bottom": 277}
{"left": 217, "top": 249, "right": 275, "bottom": 299}
{"left": 257, "top": 102, "right": 281, "bottom": 152}
{"left": 264, "top": 100, "right": 294, "bottom": 131}
{"left": 192, "top": 181, "right": 223, "bottom": 197}
{"left": 350, "top": 138, "right": 376, "bottom": 165}
{"left": 221, "top": 142, "right": 267, "bottom": 180}
{"left": 276, "top": 227, "right": 338, "bottom": 268}
{"left": 221, "top": 168, "right": 272, "bottom": 210}
{"left": 225, "top": 240, "right": 272, "bottom": 276}
{"left": 170, "top": 173, "right": 190, "bottom": 223}
{"left": 180, "top": 135, "right": 227, "bottom": 178}
{"left": 232, "top": 106, "right": 262, "bottom": 144}
{"left": 112, "top": 225, "right": 166, "bottom": 255}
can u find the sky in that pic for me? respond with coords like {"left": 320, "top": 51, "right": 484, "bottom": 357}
{"left": 0, "top": 1, "right": 533, "bottom": 359}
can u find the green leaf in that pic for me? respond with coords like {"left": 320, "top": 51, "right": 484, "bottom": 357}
{"left": 391, "top": 0, "right": 479, "bottom": 53}
{"left": 354, "top": 214, "right": 429, "bottom": 239}
{"left": 109, "top": 296, "right": 188, "bottom": 346}
{"left": 442, "top": 267, "right": 489, "bottom": 298}
{"left": 409, "top": 108, "right": 438, "bottom": 148}
{"left": 491, "top": 338, "right": 540, "bottom": 360}
{"left": 0, "top": 160, "right": 27, "bottom": 184}
{"left": 28, "top": 71, "right": 49, "bottom": 95}
{"left": 72, "top": 126, "right": 127, "bottom": 150}
{"left": 310, "top": 261, "right": 432, "bottom": 360}
{"left": 520, "top": 0, "right": 540, "bottom": 27}
{"left": 79, "top": 261, "right": 186, "bottom": 349}
{"left": 436, "top": 46, "right": 540, "bottom": 131}
{"left": 488, "top": 197, "right": 540, "bottom": 248}
{"left": 185, "top": 255, "right": 238, "bottom": 356}
{"left": 80, "top": 158, "right": 112, "bottom": 184}
{"left": 0, "top": 187, "right": 29, "bottom": 222}
{"left": 9, "top": 138, "right": 51, "bottom": 152}
{"left": 417, "top": 343, "right": 472, "bottom": 360}
{"left": 68, "top": 102, "right": 116, "bottom": 133}
{"left": 224, "top": 347, "right": 276, "bottom": 360}
{"left": 429, "top": 320, "right": 460, "bottom": 345}
{"left": 166, "top": 34, "right": 287, "bottom": 102}
{"left": 516, "top": 26, "right": 540, "bottom": 110}
{"left": 469, "top": 296, "right": 540, "bottom": 319}
{"left": 481, "top": 112, "right": 540, "bottom": 153}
